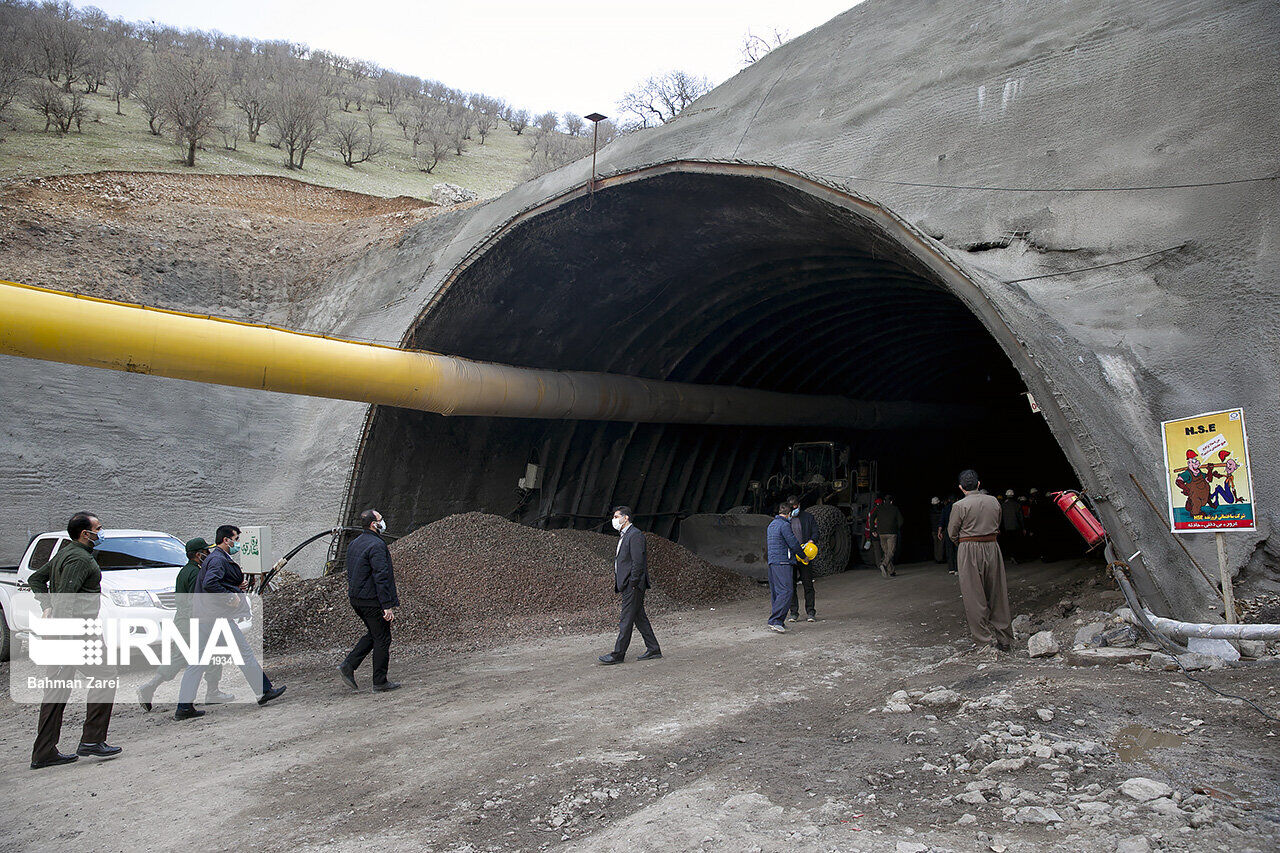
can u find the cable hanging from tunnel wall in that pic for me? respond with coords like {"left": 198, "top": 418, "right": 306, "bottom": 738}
{"left": 830, "top": 170, "right": 1279, "bottom": 193}
{"left": 1002, "top": 244, "right": 1188, "bottom": 283}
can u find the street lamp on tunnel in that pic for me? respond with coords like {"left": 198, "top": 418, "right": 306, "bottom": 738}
{"left": 585, "top": 112, "right": 607, "bottom": 203}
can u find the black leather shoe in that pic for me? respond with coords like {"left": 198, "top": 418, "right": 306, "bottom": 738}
{"left": 30, "top": 751, "right": 78, "bottom": 770}
{"left": 174, "top": 705, "right": 205, "bottom": 721}
{"left": 637, "top": 650, "right": 662, "bottom": 661}
{"left": 76, "top": 742, "right": 122, "bottom": 758}
{"left": 598, "top": 654, "right": 624, "bottom": 665}
{"left": 372, "top": 681, "right": 401, "bottom": 692}
{"left": 339, "top": 663, "right": 358, "bottom": 690}
{"left": 258, "top": 685, "right": 287, "bottom": 705}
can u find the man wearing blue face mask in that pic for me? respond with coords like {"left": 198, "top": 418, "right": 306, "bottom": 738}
{"left": 174, "top": 524, "right": 286, "bottom": 720}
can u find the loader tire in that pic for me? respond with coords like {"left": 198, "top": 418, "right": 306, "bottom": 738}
{"left": 808, "top": 504, "right": 852, "bottom": 576}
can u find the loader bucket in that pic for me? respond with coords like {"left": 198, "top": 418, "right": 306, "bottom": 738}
{"left": 678, "top": 513, "right": 773, "bottom": 580}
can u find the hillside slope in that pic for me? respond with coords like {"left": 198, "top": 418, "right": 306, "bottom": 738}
{"left": 0, "top": 87, "right": 535, "bottom": 200}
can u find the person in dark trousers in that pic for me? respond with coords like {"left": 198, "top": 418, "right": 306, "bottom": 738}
{"left": 1000, "top": 489, "right": 1023, "bottom": 565}
{"left": 339, "top": 509, "right": 401, "bottom": 691}
{"left": 929, "top": 497, "right": 946, "bottom": 563}
{"left": 765, "top": 502, "right": 804, "bottom": 633}
{"left": 875, "top": 495, "right": 904, "bottom": 577}
{"left": 786, "top": 496, "right": 818, "bottom": 622}
{"left": 175, "top": 525, "right": 286, "bottom": 720}
{"left": 29, "top": 512, "right": 121, "bottom": 769}
{"left": 941, "top": 496, "right": 959, "bottom": 574}
{"left": 867, "top": 497, "right": 883, "bottom": 568}
{"left": 599, "top": 506, "right": 661, "bottom": 664}
{"left": 137, "top": 538, "right": 231, "bottom": 711}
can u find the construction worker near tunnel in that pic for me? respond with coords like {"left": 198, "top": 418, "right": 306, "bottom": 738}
{"left": 175, "top": 524, "right": 287, "bottom": 719}
{"left": 948, "top": 470, "right": 1013, "bottom": 651}
{"left": 787, "top": 496, "right": 818, "bottom": 623}
{"left": 875, "top": 495, "right": 903, "bottom": 577}
{"left": 340, "top": 509, "right": 401, "bottom": 692}
{"left": 1000, "top": 489, "right": 1023, "bottom": 565}
{"left": 929, "top": 497, "right": 945, "bottom": 564}
{"left": 765, "top": 502, "right": 804, "bottom": 633}
{"left": 599, "top": 506, "right": 661, "bottom": 664}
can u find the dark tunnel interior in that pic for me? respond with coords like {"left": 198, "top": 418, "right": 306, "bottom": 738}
{"left": 347, "top": 170, "right": 1082, "bottom": 565}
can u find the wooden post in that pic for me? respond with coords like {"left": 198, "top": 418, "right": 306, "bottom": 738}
{"left": 1216, "top": 531, "right": 1236, "bottom": 623}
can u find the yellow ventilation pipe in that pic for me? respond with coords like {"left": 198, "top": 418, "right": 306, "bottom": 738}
{"left": 0, "top": 280, "right": 968, "bottom": 428}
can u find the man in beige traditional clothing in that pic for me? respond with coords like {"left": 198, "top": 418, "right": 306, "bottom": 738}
{"left": 947, "top": 469, "right": 1013, "bottom": 651}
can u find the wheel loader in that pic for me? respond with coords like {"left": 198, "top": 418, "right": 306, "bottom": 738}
{"left": 678, "top": 442, "right": 879, "bottom": 580}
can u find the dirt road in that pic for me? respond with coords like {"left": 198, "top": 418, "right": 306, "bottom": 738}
{"left": 1, "top": 560, "right": 1276, "bottom": 852}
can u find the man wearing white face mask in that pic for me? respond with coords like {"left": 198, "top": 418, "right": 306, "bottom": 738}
{"left": 598, "top": 506, "right": 661, "bottom": 664}
{"left": 339, "top": 509, "right": 400, "bottom": 692}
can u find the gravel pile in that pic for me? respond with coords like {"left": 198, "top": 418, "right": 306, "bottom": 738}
{"left": 266, "top": 512, "right": 755, "bottom": 654}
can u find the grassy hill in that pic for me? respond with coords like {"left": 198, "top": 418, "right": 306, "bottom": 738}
{"left": 0, "top": 88, "right": 537, "bottom": 200}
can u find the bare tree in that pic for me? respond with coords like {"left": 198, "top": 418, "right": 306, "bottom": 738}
{"left": 740, "top": 27, "right": 789, "bottom": 64}
{"left": 447, "top": 108, "right": 468, "bottom": 156}
{"left": 0, "top": 47, "right": 22, "bottom": 121}
{"left": 156, "top": 51, "right": 222, "bottom": 166}
{"left": 470, "top": 93, "right": 501, "bottom": 143}
{"left": 216, "top": 119, "right": 241, "bottom": 150}
{"left": 25, "top": 80, "right": 85, "bottom": 132}
{"left": 107, "top": 33, "right": 143, "bottom": 115}
{"left": 509, "top": 107, "right": 529, "bottom": 135}
{"left": 135, "top": 73, "right": 167, "bottom": 134}
{"left": 271, "top": 70, "right": 329, "bottom": 168}
{"left": 230, "top": 71, "right": 272, "bottom": 142}
{"left": 563, "top": 113, "right": 584, "bottom": 136}
{"left": 408, "top": 104, "right": 449, "bottom": 172}
{"left": 617, "top": 70, "right": 711, "bottom": 129}
{"left": 535, "top": 110, "right": 558, "bottom": 134}
{"left": 526, "top": 127, "right": 589, "bottom": 179}
{"left": 30, "top": 4, "right": 86, "bottom": 91}
{"left": 330, "top": 115, "right": 383, "bottom": 166}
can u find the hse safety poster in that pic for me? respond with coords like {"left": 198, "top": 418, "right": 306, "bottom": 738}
{"left": 1160, "top": 408, "right": 1255, "bottom": 533}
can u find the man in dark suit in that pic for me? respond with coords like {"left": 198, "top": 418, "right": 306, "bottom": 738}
{"left": 598, "top": 506, "right": 661, "bottom": 665}
{"left": 340, "top": 509, "right": 401, "bottom": 692}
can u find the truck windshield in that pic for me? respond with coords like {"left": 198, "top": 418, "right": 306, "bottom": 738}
{"left": 94, "top": 536, "right": 187, "bottom": 570}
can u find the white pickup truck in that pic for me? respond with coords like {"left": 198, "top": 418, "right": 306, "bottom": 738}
{"left": 0, "top": 529, "right": 189, "bottom": 661}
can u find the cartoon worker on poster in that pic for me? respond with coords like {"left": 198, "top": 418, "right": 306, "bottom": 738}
{"left": 1161, "top": 408, "right": 1256, "bottom": 532}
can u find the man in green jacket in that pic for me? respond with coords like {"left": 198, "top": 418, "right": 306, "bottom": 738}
{"left": 136, "top": 537, "right": 232, "bottom": 711}
{"left": 29, "top": 512, "right": 122, "bottom": 769}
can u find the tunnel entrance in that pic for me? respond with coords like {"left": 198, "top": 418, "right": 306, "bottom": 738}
{"left": 345, "top": 163, "right": 1082, "bottom": 566}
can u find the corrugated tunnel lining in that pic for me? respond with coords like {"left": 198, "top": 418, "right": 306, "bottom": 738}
{"left": 345, "top": 165, "right": 1079, "bottom": 552}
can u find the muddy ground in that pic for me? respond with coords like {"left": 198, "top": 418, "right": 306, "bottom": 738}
{"left": 1, "top": 559, "right": 1276, "bottom": 853}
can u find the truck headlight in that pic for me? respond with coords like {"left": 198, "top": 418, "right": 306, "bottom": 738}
{"left": 108, "top": 590, "right": 156, "bottom": 607}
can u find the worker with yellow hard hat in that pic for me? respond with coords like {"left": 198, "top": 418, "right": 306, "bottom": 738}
{"left": 787, "top": 496, "right": 820, "bottom": 623}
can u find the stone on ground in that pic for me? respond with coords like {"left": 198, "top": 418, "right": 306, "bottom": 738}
{"left": 1028, "top": 630, "right": 1059, "bottom": 657}
{"left": 1119, "top": 777, "right": 1173, "bottom": 802}
{"left": 1066, "top": 646, "right": 1152, "bottom": 666}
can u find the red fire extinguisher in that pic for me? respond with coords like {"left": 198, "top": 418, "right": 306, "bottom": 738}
{"left": 1050, "top": 490, "right": 1107, "bottom": 550}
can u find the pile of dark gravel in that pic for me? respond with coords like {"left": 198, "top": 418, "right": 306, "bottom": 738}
{"left": 265, "top": 512, "right": 756, "bottom": 654}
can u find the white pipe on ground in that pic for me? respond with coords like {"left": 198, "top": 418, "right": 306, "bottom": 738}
{"left": 1120, "top": 608, "right": 1280, "bottom": 640}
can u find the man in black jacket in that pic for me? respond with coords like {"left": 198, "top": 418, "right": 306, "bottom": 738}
{"left": 599, "top": 506, "right": 661, "bottom": 665}
{"left": 340, "top": 509, "right": 400, "bottom": 691}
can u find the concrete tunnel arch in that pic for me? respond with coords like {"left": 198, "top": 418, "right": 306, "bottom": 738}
{"left": 341, "top": 161, "right": 1109, "bottom": 587}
